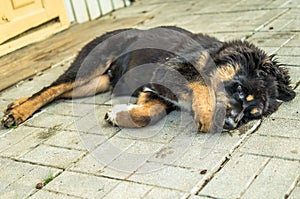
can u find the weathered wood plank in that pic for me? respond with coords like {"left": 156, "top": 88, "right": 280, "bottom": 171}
{"left": 0, "top": 16, "right": 150, "bottom": 91}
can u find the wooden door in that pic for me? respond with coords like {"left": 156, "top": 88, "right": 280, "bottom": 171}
{"left": 0, "top": 0, "right": 69, "bottom": 44}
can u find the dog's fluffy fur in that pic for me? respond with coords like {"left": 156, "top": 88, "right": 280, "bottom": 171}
{"left": 1, "top": 26, "right": 296, "bottom": 132}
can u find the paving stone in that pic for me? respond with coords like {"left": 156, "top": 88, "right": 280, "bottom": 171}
{"left": 70, "top": 154, "right": 131, "bottom": 179}
{"left": 257, "top": 117, "right": 300, "bottom": 139}
{"left": 66, "top": 106, "right": 120, "bottom": 137}
{"left": 20, "top": 144, "right": 84, "bottom": 168}
{"left": 271, "top": 94, "right": 300, "bottom": 120}
{"left": 0, "top": 64, "right": 68, "bottom": 101}
{"left": 128, "top": 162, "right": 203, "bottom": 191}
{"left": 144, "top": 9, "right": 284, "bottom": 34}
{"left": 261, "top": 18, "right": 300, "bottom": 32}
{"left": 0, "top": 127, "right": 56, "bottom": 158}
{"left": 144, "top": 187, "right": 186, "bottom": 198}
{"left": 285, "top": 33, "right": 300, "bottom": 47}
{"left": 107, "top": 139, "right": 164, "bottom": 173}
{"left": 239, "top": 134, "right": 300, "bottom": 160}
{"left": 29, "top": 190, "right": 81, "bottom": 199}
{"left": 89, "top": 137, "right": 136, "bottom": 172}
{"left": 45, "top": 171, "right": 119, "bottom": 198}
{"left": 0, "top": 158, "right": 61, "bottom": 199}
{"left": 45, "top": 102, "right": 94, "bottom": 117}
{"left": 115, "top": 111, "right": 182, "bottom": 144}
{"left": 44, "top": 130, "right": 106, "bottom": 151}
{"left": 189, "top": 195, "right": 211, "bottom": 199}
{"left": 247, "top": 32, "right": 295, "bottom": 47}
{"left": 277, "top": 55, "right": 300, "bottom": 66}
{"left": 241, "top": 158, "right": 300, "bottom": 198}
{"left": 103, "top": 181, "right": 152, "bottom": 198}
{"left": 200, "top": 153, "right": 269, "bottom": 198}
{"left": 0, "top": 126, "right": 40, "bottom": 154}
{"left": 0, "top": 99, "right": 8, "bottom": 118}
{"left": 289, "top": 186, "right": 300, "bottom": 199}
{"left": 211, "top": 32, "right": 253, "bottom": 41}
{"left": 286, "top": 66, "right": 300, "bottom": 85}
{"left": 169, "top": 146, "right": 229, "bottom": 171}
{"left": 26, "top": 112, "right": 77, "bottom": 129}
{"left": 277, "top": 47, "right": 300, "bottom": 56}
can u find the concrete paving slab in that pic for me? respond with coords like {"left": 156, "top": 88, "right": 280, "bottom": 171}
{"left": 0, "top": 158, "right": 61, "bottom": 199}
{"left": 241, "top": 158, "right": 300, "bottom": 198}
{"left": 29, "top": 190, "right": 82, "bottom": 199}
{"left": 45, "top": 102, "right": 95, "bottom": 117}
{"left": 103, "top": 181, "right": 152, "bottom": 198}
{"left": 0, "top": 126, "right": 40, "bottom": 154}
{"left": 115, "top": 111, "right": 182, "bottom": 144}
{"left": 270, "top": 94, "right": 300, "bottom": 120}
{"left": 0, "top": 64, "right": 69, "bottom": 101}
{"left": 289, "top": 186, "right": 300, "bottom": 199}
{"left": 25, "top": 112, "right": 77, "bottom": 129}
{"left": 257, "top": 117, "right": 300, "bottom": 139}
{"left": 239, "top": 134, "right": 300, "bottom": 160}
{"left": 144, "top": 187, "right": 186, "bottom": 198}
{"left": 128, "top": 162, "right": 203, "bottom": 191}
{"left": 285, "top": 33, "right": 300, "bottom": 46}
{"left": 0, "top": 126, "right": 58, "bottom": 158}
{"left": 286, "top": 66, "right": 300, "bottom": 86}
{"left": 277, "top": 55, "right": 300, "bottom": 66}
{"left": 247, "top": 32, "right": 296, "bottom": 47}
{"left": 44, "top": 130, "right": 106, "bottom": 151}
{"left": 20, "top": 144, "right": 84, "bottom": 168}
{"left": 199, "top": 153, "right": 269, "bottom": 198}
{"left": 69, "top": 153, "right": 131, "bottom": 179}
{"left": 44, "top": 171, "right": 119, "bottom": 198}
{"left": 66, "top": 106, "right": 120, "bottom": 137}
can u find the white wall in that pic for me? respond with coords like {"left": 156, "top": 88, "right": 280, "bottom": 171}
{"left": 63, "top": 0, "right": 131, "bottom": 23}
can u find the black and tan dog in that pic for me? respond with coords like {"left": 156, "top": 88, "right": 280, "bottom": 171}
{"left": 1, "top": 26, "right": 296, "bottom": 132}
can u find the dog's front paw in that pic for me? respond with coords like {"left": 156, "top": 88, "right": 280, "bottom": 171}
{"left": 104, "top": 104, "right": 144, "bottom": 128}
{"left": 104, "top": 110, "right": 118, "bottom": 126}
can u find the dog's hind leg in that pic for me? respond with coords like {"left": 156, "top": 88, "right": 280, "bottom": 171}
{"left": 105, "top": 91, "right": 173, "bottom": 128}
{"left": 1, "top": 74, "right": 111, "bottom": 128}
{"left": 1, "top": 82, "right": 75, "bottom": 128}
{"left": 60, "top": 75, "right": 111, "bottom": 99}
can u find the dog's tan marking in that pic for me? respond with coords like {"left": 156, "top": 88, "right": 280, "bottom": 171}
{"left": 246, "top": 95, "right": 254, "bottom": 102}
{"left": 214, "top": 64, "right": 240, "bottom": 82}
{"left": 6, "top": 96, "right": 30, "bottom": 111}
{"left": 105, "top": 92, "right": 168, "bottom": 128}
{"left": 60, "top": 75, "right": 111, "bottom": 98}
{"left": 188, "top": 80, "right": 215, "bottom": 133}
{"left": 2, "top": 83, "right": 75, "bottom": 127}
{"left": 250, "top": 108, "right": 259, "bottom": 115}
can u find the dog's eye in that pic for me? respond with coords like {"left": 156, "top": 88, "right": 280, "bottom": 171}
{"left": 237, "top": 85, "right": 245, "bottom": 98}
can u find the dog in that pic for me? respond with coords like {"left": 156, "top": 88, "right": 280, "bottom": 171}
{"left": 1, "top": 26, "right": 296, "bottom": 132}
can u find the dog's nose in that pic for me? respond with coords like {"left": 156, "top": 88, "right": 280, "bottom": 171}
{"left": 223, "top": 117, "right": 236, "bottom": 130}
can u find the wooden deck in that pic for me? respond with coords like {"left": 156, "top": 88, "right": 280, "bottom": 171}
{"left": 0, "top": 16, "right": 150, "bottom": 92}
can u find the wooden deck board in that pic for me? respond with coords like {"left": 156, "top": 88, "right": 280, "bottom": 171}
{"left": 0, "top": 16, "right": 150, "bottom": 91}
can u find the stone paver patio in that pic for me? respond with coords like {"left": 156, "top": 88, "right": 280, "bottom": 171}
{"left": 0, "top": 0, "right": 299, "bottom": 198}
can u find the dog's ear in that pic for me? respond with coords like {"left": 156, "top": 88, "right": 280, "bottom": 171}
{"left": 262, "top": 55, "right": 296, "bottom": 102}
{"left": 277, "top": 83, "right": 296, "bottom": 101}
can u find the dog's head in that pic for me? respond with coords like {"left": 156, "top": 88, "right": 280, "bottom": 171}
{"left": 213, "top": 41, "right": 296, "bottom": 130}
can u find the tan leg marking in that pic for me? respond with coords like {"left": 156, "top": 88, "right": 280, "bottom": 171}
{"left": 105, "top": 92, "right": 168, "bottom": 128}
{"left": 5, "top": 96, "right": 30, "bottom": 111}
{"left": 189, "top": 81, "right": 215, "bottom": 133}
{"left": 2, "top": 83, "right": 74, "bottom": 128}
{"left": 214, "top": 64, "right": 240, "bottom": 82}
{"left": 60, "top": 75, "right": 111, "bottom": 98}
